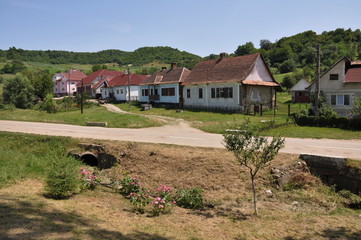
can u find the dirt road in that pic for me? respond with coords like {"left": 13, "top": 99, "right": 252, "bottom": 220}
{"left": 0, "top": 120, "right": 360, "bottom": 160}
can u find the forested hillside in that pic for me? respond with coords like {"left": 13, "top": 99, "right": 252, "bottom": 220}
{"left": 0, "top": 46, "right": 201, "bottom": 69}
{"left": 233, "top": 28, "right": 361, "bottom": 81}
{"left": 1, "top": 28, "right": 360, "bottom": 78}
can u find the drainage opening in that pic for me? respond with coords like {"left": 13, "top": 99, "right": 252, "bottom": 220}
{"left": 81, "top": 153, "right": 98, "bottom": 167}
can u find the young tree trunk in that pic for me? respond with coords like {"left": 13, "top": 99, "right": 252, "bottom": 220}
{"left": 251, "top": 175, "right": 258, "bottom": 215}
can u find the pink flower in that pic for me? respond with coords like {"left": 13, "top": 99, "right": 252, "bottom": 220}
{"left": 158, "top": 205, "right": 164, "bottom": 208}
{"left": 154, "top": 201, "right": 159, "bottom": 205}
{"left": 172, "top": 200, "right": 176, "bottom": 204}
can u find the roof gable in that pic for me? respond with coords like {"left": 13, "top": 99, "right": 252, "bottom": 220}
{"left": 109, "top": 73, "right": 149, "bottom": 87}
{"left": 290, "top": 79, "right": 310, "bottom": 91}
{"left": 77, "top": 70, "right": 122, "bottom": 86}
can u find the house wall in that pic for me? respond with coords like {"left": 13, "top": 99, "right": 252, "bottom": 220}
{"left": 139, "top": 83, "right": 180, "bottom": 104}
{"left": 112, "top": 86, "right": 139, "bottom": 101}
{"left": 242, "top": 85, "right": 275, "bottom": 108}
{"left": 309, "top": 59, "right": 361, "bottom": 114}
{"left": 53, "top": 74, "right": 67, "bottom": 96}
{"left": 183, "top": 82, "right": 242, "bottom": 112}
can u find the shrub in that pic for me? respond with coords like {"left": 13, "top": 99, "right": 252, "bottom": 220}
{"left": 44, "top": 154, "right": 81, "bottom": 199}
{"left": 119, "top": 176, "right": 140, "bottom": 196}
{"left": 129, "top": 189, "right": 153, "bottom": 214}
{"left": 40, "top": 93, "right": 57, "bottom": 113}
{"left": 80, "top": 167, "right": 101, "bottom": 190}
{"left": 151, "top": 196, "right": 176, "bottom": 216}
{"left": 175, "top": 188, "right": 204, "bottom": 209}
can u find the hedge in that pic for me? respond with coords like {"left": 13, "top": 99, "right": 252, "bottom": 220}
{"left": 294, "top": 115, "right": 361, "bottom": 130}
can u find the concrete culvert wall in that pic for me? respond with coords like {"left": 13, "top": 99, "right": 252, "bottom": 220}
{"left": 80, "top": 152, "right": 98, "bottom": 167}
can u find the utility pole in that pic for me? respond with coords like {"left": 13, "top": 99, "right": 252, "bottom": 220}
{"left": 81, "top": 78, "right": 84, "bottom": 114}
{"left": 127, "top": 67, "right": 131, "bottom": 109}
{"left": 315, "top": 45, "right": 321, "bottom": 116}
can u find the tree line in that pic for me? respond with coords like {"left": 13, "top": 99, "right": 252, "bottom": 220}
{"left": 0, "top": 46, "right": 201, "bottom": 70}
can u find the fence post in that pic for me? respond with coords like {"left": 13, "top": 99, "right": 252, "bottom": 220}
{"left": 288, "top": 104, "right": 291, "bottom": 116}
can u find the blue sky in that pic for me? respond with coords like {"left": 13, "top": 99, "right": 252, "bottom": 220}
{"left": 0, "top": 0, "right": 360, "bottom": 57}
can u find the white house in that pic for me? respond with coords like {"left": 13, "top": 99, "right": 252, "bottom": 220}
{"left": 101, "top": 73, "right": 148, "bottom": 101}
{"left": 308, "top": 57, "right": 361, "bottom": 115}
{"left": 139, "top": 63, "right": 191, "bottom": 105}
{"left": 53, "top": 70, "right": 87, "bottom": 97}
{"left": 182, "top": 53, "right": 280, "bottom": 112}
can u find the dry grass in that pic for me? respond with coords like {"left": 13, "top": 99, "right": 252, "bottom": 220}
{"left": 1, "top": 141, "right": 361, "bottom": 240}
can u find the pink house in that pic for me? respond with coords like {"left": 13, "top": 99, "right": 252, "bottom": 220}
{"left": 53, "top": 70, "right": 87, "bottom": 97}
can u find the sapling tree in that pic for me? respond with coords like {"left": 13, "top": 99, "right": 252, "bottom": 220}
{"left": 223, "top": 120, "right": 285, "bottom": 215}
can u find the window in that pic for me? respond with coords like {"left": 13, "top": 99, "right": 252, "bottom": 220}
{"left": 62, "top": 88, "right": 64, "bottom": 91}
{"left": 121, "top": 89, "right": 124, "bottom": 94}
{"left": 199, "top": 88, "right": 203, "bottom": 98}
{"left": 210, "top": 87, "right": 233, "bottom": 98}
{"left": 330, "top": 74, "right": 339, "bottom": 80}
{"left": 151, "top": 89, "right": 154, "bottom": 95}
{"left": 142, "top": 89, "right": 149, "bottom": 96}
{"left": 71, "top": 82, "right": 75, "bottom": 85}
{"left": 155, "top": 89, "right": 158, "bottom": 95}
{"left": 187, "top": 89, "right": 191, "bottom": 98}
{"left": 161, "top": 88, "right": 175, "bottom": 96}
{"left": 116, "top": 89, "right": 119, "bottom": 94}
{"left": 331, "top": 94, "right": 350, "bottom": 106}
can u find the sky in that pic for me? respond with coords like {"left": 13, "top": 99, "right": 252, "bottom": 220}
{"left": 0, "top": 0, "right": 361, "bottom": 57}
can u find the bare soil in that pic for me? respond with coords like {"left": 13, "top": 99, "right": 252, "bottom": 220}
{"left": 1, "top": 141, "right": 361, "bottom": 240}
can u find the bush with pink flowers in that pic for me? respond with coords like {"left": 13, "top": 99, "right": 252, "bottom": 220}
{"left": 80, "top": 168, "right": 101, "bottom": 190}
{"left": 119, "top": 176, "right": 140, "bottom": 195}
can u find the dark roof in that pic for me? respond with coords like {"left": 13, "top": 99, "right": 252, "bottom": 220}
{"left": 182, "top": 53, "right": 277, "bottom": 86}
{"left": 109, "top": 73, "right": 149, "bottom": 87}
{"left": 77, "top": 69, "right": 122, "bottom": 86}
{"left": 345, "top": 66, "right": 361, "bottom": 83}
{"left": 140, "top": 67, "right": 190, "bottom": 85}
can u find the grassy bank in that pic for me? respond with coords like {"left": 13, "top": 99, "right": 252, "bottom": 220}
{"left": 0, "top": 104, "right": 161, "bottom": 128}
{"left": 0, "top": 132, "right": 360, "bottom": 239}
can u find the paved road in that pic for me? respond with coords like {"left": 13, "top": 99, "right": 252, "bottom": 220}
{"left": 0, "top": 120, "right": 360, "bottom": 160}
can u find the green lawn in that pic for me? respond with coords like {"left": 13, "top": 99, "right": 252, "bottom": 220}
{"left": 0, "top": 105, "right": 161, "bottom": 128}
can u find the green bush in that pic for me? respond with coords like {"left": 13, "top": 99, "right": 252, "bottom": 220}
{"left": 338, "top": 190, "right": 361, "bottom": 209}
{"left": 175, "top": 188, "right": 204, "bottom": 209}
{"left": 294, "top": 115, "right": 361, "bottom": 130}
{"left": 119, "top": 176, "right": 140, "bottom": 196}
{"left": 40, "top": 93, "right": 57, "bottom": 113}
{"left": 44, "top": 154, "right": 81, "bottom": 199}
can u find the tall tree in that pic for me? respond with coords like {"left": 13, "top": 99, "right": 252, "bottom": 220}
{"left": 22, "top": 70, "right": 53, "bottom": 100}
{"left": 234, "top": 42, "right": 257, "bottom": 56}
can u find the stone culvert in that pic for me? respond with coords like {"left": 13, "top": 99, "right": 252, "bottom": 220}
{"left": 68, "top": 143, "right": 119, "bottom": 170}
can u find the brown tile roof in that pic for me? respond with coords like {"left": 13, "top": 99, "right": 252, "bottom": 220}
{"left": 92, "top": 75, "right": 117, "bottom": 89}
{"left": 183, "top": 53, "right": 270, "bottom": 85}
{"left": 77, "top": 69, "right": 122, "bottom": 87}
{"left": 345, "top": 67, "right": 361, "bottom": 83}
{"left": 108, "top": 73, "right": 149, "bottom": 87}
{"left": 62, "top": 70, "right": 87, "bottom": 81}
{"left": 140, "top": 67, "right": 191, "bottom": 85}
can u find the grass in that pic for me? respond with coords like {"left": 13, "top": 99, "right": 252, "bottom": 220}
{"left": 0, "top": 104, "right": 161, "bottom": 128}
{"left": 0, "top": 133, "right": 360, "bottom": 239}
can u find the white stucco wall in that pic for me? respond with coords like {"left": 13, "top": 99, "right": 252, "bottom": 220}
{"left": 183, "top": 82, "right": 242, "bottom": 111}
{"left": 245, "top": 56, "right": 273, "bottom": 82}
{"left": 139, "top": 83, "right": 180, "bottom": 104}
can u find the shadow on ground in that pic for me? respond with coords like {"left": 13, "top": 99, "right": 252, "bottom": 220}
{"left": 0, "top": 196, "right": 170, "bottom": 240}
{"left": 284, "top": 227, "right": 361, "bottom": 240}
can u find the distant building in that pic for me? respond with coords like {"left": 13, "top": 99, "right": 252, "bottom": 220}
{"left": 290, "top": 79, "right": 310, "bottom": 103}
{"left": 308, "top": 57, "right": 361, "bottom": 115}
{"left": 53, "top": 70, "right": 87, "bottom": 97}
{"left": 76, "top": 69, "right": 122, "bottom": 98}
{"left": 182, "top": 53, "right": 280, "bottom": 112}
{"left": 101, "top": 73, "right": 149, "bottom": 101}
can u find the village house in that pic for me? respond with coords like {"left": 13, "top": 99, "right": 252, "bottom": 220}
{"left": 101, "top": 73, "right": 149, "bottom": 101}
{"left": 290, "top": 79, "right": 310, "bottom": 103}
{"left": 139, "top": 63, "right": 190, "bottom": 105}
{"left": 53, "top": 70, "right": 87, "bottom": 97}
{"left": 181, "top": 53, "right": 280, "bottom": 112}
{"left": 76, "top": 69, "right": 122, "bottom": 98}
{"left": 308, "top": 57, "right": 361, "bottom": 115}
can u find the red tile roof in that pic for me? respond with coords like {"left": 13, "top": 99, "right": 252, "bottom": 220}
{"left": 345, "top": 67, "right": 361, "bottom": 83}
{"left": 108, "top": 73, "right": 149, "bottom": 87}
{"left": 62, "top": 70, "right": 87, "bottom": 81}
{"left": 92, "top": 75, "right": 117, "bottom": 89}
{"left": 182, "top": 53, "right": 278, "bottom": 87}
{"left": 140, "top": 67, "right": 190, "bottom": 85}
{"left": 76, "top": 69, "right": 122, "bottom": 87}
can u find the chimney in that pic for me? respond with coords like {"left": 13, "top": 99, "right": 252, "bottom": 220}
{"left": 170, "top": 62, "right": 177, "bottom": 69}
